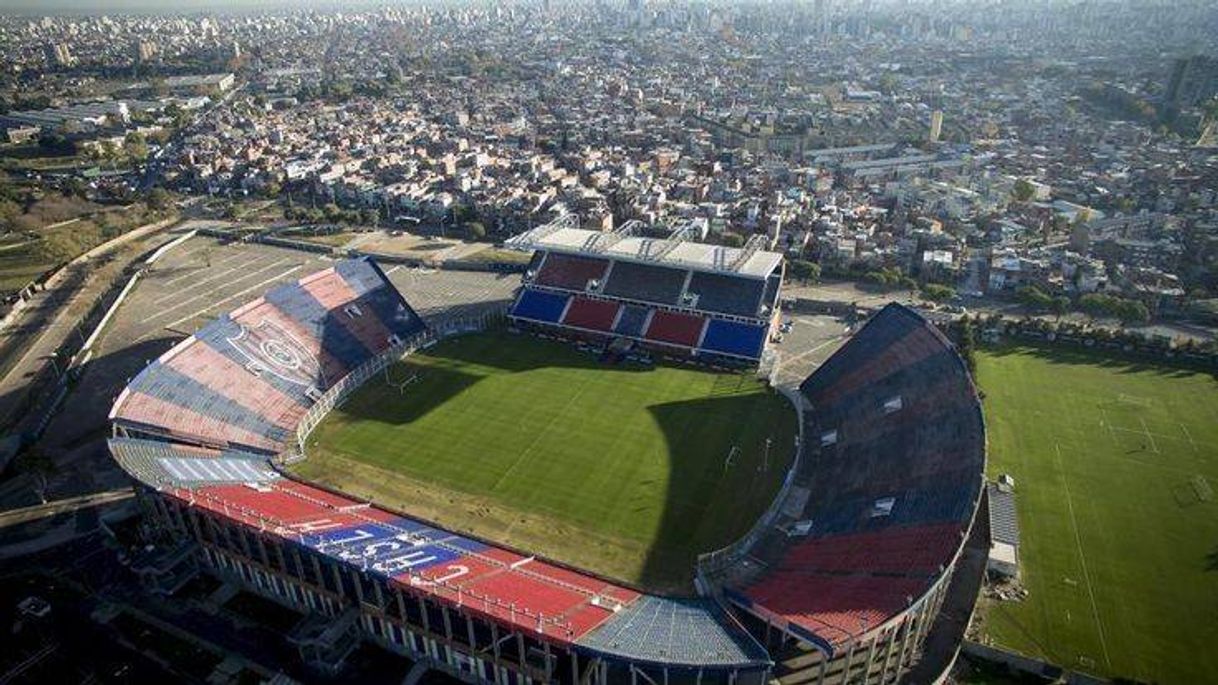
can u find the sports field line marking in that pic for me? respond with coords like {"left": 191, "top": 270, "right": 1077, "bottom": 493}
{"left": 1099, "top": 408, "right": 1119, "bottom": 445}
{"left": 1054, "top": 442, "right": 1112, "bottom": 668}
{"left": 154, "top": 265, "right": 305, "bottom": 335}
{"left": 1139, "top": 418, "right": 1160, "bottom": 454}
{"left": 777, "top": 333, "right": 851, "bottom": 369}
{"left": 155, "top": 249, "right": 251, "bottom": 290}
{"left": 152, "top": 253, "right": 280, "bottom": 304}
{"left": 489, "top": 381, "right": 594, "bottom": 492}
{"left": 1179, "top": 423, "right": 1198, "bottom": 452}
{"left": 145, "top": 257, "right": 296, "bottom": 323}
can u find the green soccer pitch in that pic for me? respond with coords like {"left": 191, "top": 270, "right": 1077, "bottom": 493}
{"left": 291, "top": 330, "right": 797, "bottom": 593}
{"left": 975, "top": 345, "right": 1218, "bottom": 685}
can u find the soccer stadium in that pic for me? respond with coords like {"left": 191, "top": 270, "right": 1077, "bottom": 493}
{"left": 105, "top": 227, "right": 986, "bottom": 685}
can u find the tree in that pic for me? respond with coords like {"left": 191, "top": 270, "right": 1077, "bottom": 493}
{"left": 465, "top": 221, "right": 487, "bottom": 241}
{"left": 921, "top": 283, "right": 956, "bottom": 302}
{"left": 1079, "top": 293, "right": 1114, "bottom": 321}
{"left": 789, "top": 259, "right": 821, "bottom": 283}
{"left": 1012, "top": 178, "right": 1035, "bottom": 203}
{"left": 99, "top": 140, "right": 120, "bottom": 170}
{"left": 957, "top": 316, "right": 977, "bottom": 375}
{"left": 145, "top": 187, "right": 172, "bottom": 211}
{"left": 1115, "top": 299, "right": 1150, "bottom": 325}
{"left": 1017, "top": 285, "right": 1054, "bottom": 312}
{"left": 38, "top": 132, "right": 75, "bottom": 156}
{"left": 124, "top": 132, "right": 148, "bottom": 163}
{"left": 721, "top": 232, "right": 745, "bottom": 248}
{"left": 1050, "top": 296, "right": 1070, "bottom": 320}
{"left": 61, "top": 177, "right": 87, "bottom": 199}
{"left": 877, "top": 72, "right": 899, "bottom": 95}
{"left": 13, "top": 448, "right": 55, "bottom": 504}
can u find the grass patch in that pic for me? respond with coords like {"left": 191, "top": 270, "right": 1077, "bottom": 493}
{"left": 976, "top": 344, "right": 1218, "bottom": 685}
{"left": 0, "top": 199, "right": 166, "bottom": 295}
{"left": 456, "top": 246, "right": 533, "bottom": 264}
{"left": 293, "top": 331, "right": 796, "bottom": 593}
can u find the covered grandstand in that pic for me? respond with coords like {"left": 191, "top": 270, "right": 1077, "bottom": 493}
{"left": 505, "top": 223, "right": 783, "bottom": 365}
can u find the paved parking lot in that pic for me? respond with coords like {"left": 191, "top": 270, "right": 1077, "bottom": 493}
{"left": 769, "top": 310, "right": 854, "bottom": 389}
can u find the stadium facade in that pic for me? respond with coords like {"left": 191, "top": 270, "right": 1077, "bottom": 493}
{"left": 108, "top": 254, "right": 984, "bottom": 685}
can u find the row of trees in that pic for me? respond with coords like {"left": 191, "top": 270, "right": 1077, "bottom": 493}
{"left": 964, "top": 311, "right": 1217, "bottom": 357}
{"left": 282, "top": 203, "right": 380, "bottom": 227}
{"left": 1017, "top": 284, "right": 1150, "bottom": 324}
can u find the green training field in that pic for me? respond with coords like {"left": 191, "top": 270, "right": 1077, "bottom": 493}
{"left": 975, "top": 345, "right": 1218, "bottom": 685}
{"left": 292, "top": 331, "right": 797, "bottom": 593}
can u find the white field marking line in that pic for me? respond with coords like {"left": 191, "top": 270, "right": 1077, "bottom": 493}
{"left": 489, "top": 380, "right": 594, "bottom": 492}
{"left": 1098, "top": 408, "right": 1119, "bottom": 445}
{"left": 1139, "top": 417, "right": 1160, "bottom": 454}
{"left": 1179, "top": 423, "right": 1198, "bottom": 452}
{"left": 163, "top": 265, "right": 305, "bottom": 331}
{"left": 146, "top": 257, "right": 294, "bottom": 322}
{"left": 155, "top": 248, "right": 250, "bottom": 289}
{"left": 1054, "top": 442, "right": 1112, "bottom": 668}
{"left": 1108, "top": 425, "right": 1186, "bottom": 443}
{"left": 153, "top": 252, "right": 274, "bottom": 302}
{"left": 778, "top": 333, "right": 851, "bottom": 367}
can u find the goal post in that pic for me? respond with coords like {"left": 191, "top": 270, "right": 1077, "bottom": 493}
{"left": 723, "top": 446, "right": 740, "bottom": 473}
{"left": 384, "top": 364, "right": 421, "bottom": 394}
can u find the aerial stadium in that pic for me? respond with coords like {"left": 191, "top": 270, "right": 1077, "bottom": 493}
{"left": 106, "top": 221, "right": 986, "bottom": 685}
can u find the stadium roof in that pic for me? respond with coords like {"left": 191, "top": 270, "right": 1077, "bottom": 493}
{"left": 516, "top": 226, "right": 784, "bottom": 280}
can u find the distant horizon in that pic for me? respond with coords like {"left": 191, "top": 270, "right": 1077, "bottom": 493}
{"left": 0, "top": 0, "right": 1204, "bottom": 17}
{"left": 0, "top": 0, "right": 402, "bottom": 15}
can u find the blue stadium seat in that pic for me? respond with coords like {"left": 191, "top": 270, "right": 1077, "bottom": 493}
{"left": 510, "top": 288, "right": 569, "bottom": 323}
{"left": 700, "top": 319, "right": 767, "bottom": 359}
{"left": 614, "top": 305, "right": 650, "bottom": 337}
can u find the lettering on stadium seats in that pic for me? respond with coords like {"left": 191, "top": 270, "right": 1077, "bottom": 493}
{"left": 291, "top": 518, "right": 346, "bottom": 533}
{"left": 410, "top": 565, "right": 470, "bottom": 585}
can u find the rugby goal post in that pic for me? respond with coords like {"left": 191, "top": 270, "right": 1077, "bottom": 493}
{"left": 723, "top": 446, "right": 740, "bottom": 473}
{"left": 384, "top": 365, "right": 421, "bottom": 394}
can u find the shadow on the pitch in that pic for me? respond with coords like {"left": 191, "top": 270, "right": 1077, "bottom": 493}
{"left": 635, "top": 386, "right": 797, "bottom": 594}
{"left": 981, "top": 342, "right": 1217, "bottom": 380}
{"left": 1206, "top": 546, "right": 1218, "bottom": 573}
{"left": 332, "top": 329, "right": 651, "bottom": 427}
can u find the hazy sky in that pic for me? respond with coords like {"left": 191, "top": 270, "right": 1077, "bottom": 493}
{"left": 0, "top": 0, "right": 386, "bottom": 14}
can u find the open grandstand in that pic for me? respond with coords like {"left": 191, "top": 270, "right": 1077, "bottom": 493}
{"left": 106, "top": 255, "right": 985, "bottom": 685}
{"left": 504, "top": 218, "right": 783, "bottom": 365}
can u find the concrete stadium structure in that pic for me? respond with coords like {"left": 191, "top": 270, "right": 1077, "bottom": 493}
{"left": 107, "top": 257, "right": 984, "bottom": 685}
